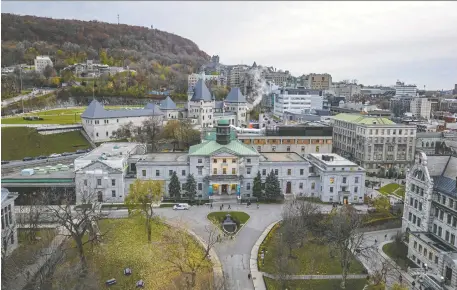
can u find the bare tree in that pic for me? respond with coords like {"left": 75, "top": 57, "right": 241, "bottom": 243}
{"left": 46, "top": 186, "right": 106, "bottom": 274}
{"left": 17, "top": 193, "right": 47, "bottom": 242}
{"left": 280, "top": 202, "right": 305, "bottom": 258}
{"left": 161, "top": 221, "right": 224, "bottom": 289}
{"left": 136, "top": 116, "right": 164, "bottom": 152}
{"left": 325, "top": 205, "right": 366, "bottom": 289}
{"left": 111, "top": 121, "right": 135, "bottom": 140}
{"left": 272, "top": 233, "right": 298, "bottom": 289}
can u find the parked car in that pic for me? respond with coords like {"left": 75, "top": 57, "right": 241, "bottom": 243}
{"left": 61, "top": 152, "right": 73, "bottom": 156}
{"left": 75, "top": 149, "right": 86, "bottom": 154}
{"left": 1, "top": 160, "right": 10, "bottom": 165}
{"left": 23, "top": 157, "right": 35, "bottom": 161}
{"left": 49, "top": 153, "right": 62, "bottom": 158}
{"left": 173, "top": 203, "right": 190, "bottom": 210}
{"left": 36, "top": 155, "right": 47, "bottom": 160}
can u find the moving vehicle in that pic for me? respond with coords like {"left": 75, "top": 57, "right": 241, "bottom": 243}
{"left": 36, "top": 155, "right": 47, "bottom": 160}
{"left": 23, "top": 157, "right": 35, "bottom": 161}
{"left": 61, "top": 152, "right": 73, "bottom": 156}
{"left": 1, "top": 160, "right": 10, "bottom": 165}
{"left": 49, "top": 153, "right": 62, "bottom": 158}
{"left": 173, "top": 203, "right": 190, "bottom": 210}
{"left": 75, "top": 149, "right": 86, "bottom": 154}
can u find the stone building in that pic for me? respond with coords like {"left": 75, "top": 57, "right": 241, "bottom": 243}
{"left": 402, "top": 151, "right": 457, "bottom": 289}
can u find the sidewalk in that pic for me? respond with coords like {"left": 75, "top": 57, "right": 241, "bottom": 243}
{"left": 262, "top": 273, "right": 368, "bottom": 280}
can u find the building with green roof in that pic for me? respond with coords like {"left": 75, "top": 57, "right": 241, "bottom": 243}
{"left": 332, "top": 113, "right": 417, "bottom": 172}
{"left": 134, "top": 119, "right": 366, "bottom": 204}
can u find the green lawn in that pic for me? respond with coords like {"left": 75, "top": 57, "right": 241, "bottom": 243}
{"left": 378, "top": 183, "right": 401, "bottom": 195}
{"left": 52, "top": 218, "right": 213, "bottom": 290}
{"left": 382, "top": 242, "right": 418, "bottom": 271}
{"left": 259, "top": 225, "right": 366, "bottom": 275}
{"left": 264, "top": 277, "right": 368, "bottom": 290}
{"left": 1, "top": 127, "right": 90, "bottom": 160}
{"left": 1, "top": 106, "right": 142, "bottom": 125}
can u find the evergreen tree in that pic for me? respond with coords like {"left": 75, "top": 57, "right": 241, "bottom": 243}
{"left": 272, "top": 172, "right": 281, "bottom": 198}
{"left": 168, "top": 171, "right": 181, "bottom": 201}
{"left": 185, "top": 173, "right": 197, "bottom": 201}
{"left": 264, "top": 170, "right": 275, "bottom": 199}
{"left": 253, "top": 171, "right": 263, "bottom": 199}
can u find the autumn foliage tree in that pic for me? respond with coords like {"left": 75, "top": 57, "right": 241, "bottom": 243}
{"left": 126, "top": 179, "right": 164, "bottom": 242}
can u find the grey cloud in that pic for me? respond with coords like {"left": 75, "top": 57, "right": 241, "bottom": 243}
{"left": 1, "top": 1, "right": 456, "bottom": 89}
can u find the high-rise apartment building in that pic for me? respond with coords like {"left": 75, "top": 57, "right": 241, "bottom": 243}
{"left": 395, "top": 80, "right": 418, "bottom": 97}
{"left": 410, "top": 98, "right": 432, "bottom": 120}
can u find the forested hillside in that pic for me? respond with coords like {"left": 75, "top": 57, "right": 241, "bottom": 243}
{"left": 1, "top": 13, "right": 209, "bottom": 96}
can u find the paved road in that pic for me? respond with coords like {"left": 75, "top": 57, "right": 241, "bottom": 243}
{"left": 1, "top": 89, "right": 55, "bottom": 107}
{"left": 107, "top": 202, "right": 369, "bottom": 290}
{"left": 357, "top": 228, "right": 413, "bottom": 288}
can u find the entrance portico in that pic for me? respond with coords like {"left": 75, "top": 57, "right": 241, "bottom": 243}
{"left": 210, "top": 182, "right": 239, "bottom": 195}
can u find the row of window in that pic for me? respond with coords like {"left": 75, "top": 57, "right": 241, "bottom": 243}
{"left": 85, "top": 119, "right": 120, "bottom": 125}
{"left": 434, "top": 207, "right": 457, "bottom": 227}
{"left": 1, "top": 204, "right": 13, "bottom": 229}
{"left": 412, "top": 240, "right": 439, "bottom": 266}
{"left": 410, "top": 197, "right": 423, "bottom": 211}
{"left": 408, "top": 212, "right": 422, "bottom": 227}
{"left": 432, "top": 224, "right": 456, "bottom": 245}
{"left": 84, "top": 179, "right": 116, "bottom": 186}
{"left": 436, "top": 193, "right": 457, "bottom": 211}
{"left": 411, "top": 184, "right": 425, "bottom": 197}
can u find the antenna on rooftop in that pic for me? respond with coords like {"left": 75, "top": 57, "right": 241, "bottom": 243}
{"left": 117, "top": 14, "right": 120, "bottom": 25}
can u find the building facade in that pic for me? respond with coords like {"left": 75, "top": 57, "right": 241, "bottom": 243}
{"left": 74, "top": 143, "right": 146, "bottom": 203}
{"left": 307, "top": 154, "right": 366, "bottom": 204}
{"left": 130, "top": 120, "right": 363, "bottom": 203}
{"left": 273, "top": 87, "right": 323, "bottom": 118}
{"left": 402, "top": 151, "right": 457, "bottom": 289}
{"left": 300, "top": 73, "right": 332, "bottom": 90}
{"left": 1, "top": 188, "right": 19, "bottom": 256}
{"left": 410, "top": 98, "right": 432, "bottom": 120}
{"left": 332, "top": 113, "right": 417, "bottom": 172}
{"left": 81, "top": 100, "right": 165, "bottom": 142}
{"left": 395, "top": 81, "right": 418, "bottom": 97}
{"left": 237, "top": 124, "right": 333, "bottom": 156}
{"left": 34, "top": 56, "right": 53, "bottom": 73}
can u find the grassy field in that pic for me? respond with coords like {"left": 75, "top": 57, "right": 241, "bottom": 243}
{"left": 378, "top": 183, "right": 401, "bottom": 195}
{"left": 1, "top": 105, "right": 143, "bottom": 125}
{"left": 51, "top": 218, "right": 213, "bottom": 290}
{"left": 259, "top": 224, "right": 366, "bottom": 275}
{"left": 382, "top": 242, "right": 418, "bottom": 271}
{"left": 1, "top": 127, "right": 90, "bottom": 160}
{"left": 264, "top": 277, "right": 368, "bottom": 290}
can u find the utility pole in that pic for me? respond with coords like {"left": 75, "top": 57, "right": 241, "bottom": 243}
{"left": 117, "top": 14, "right": 119, "bottom": 25}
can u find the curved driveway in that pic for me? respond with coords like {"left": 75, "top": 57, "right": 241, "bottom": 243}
{"left": 107, "top": 202, "right": 368, "bottom": 290}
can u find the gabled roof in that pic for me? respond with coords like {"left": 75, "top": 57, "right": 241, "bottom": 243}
{"left": 76, "top": 160, "right": 123, "bottom": 174}
{"left": 159, "top": 96, "right": 177, "bottom": 110}
{"left": 188, "top": 139, "right": 259, "bottom": 156}
{"left": 144, "top": 103, "right": 164, "bottom": 115}
{"left": 225, "top": 88, "right": 246, "bottom": 103}
{"left": 81, "top": 100, "right": 163, "bottom": 119}
{"left": 190, "top": 79, "right": 213, "bottom": 102}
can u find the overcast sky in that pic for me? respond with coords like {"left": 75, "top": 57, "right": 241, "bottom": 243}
{"left": 2, "top": 1, "right": 457, "bottom": 90}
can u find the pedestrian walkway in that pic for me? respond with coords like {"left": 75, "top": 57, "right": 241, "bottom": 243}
{"left": 377, "top": 240, "right": 417, "bottom": 288}
{"left": 262, "top": 273, "right": 368, "bottom": 280}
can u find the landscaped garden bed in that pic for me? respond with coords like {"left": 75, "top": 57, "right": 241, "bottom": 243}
{"left": 382, "top": 241, "right": 418, "bottom": 271}
{"left": 207, "top": 211, "right": 250, "bottom": 235}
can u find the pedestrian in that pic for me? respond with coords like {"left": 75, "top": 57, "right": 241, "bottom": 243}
{"left": 222, "top": 204, "right": 224, "bottom": 210}
{"left": 375, "top": 239, "right": 378, "bottom": 244}
{"left": 385, "top": 234, "right": 387, "bottom": 240}
{"left": 248, "top": 273, "right": 251, "bottom": 280}
{"left": 228, "top": 204, "right": 231, "bottom": 210}
{"left": 210, "top": 203, "right": 213, "bottom": 209}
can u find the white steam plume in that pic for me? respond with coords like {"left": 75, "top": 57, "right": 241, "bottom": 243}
{"left": 246, "top": 66, "right": 271, "bottom": 111}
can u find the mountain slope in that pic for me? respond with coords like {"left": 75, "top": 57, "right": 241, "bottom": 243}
{"left": 1, "top": 13, "right": 210, "bottom": 70}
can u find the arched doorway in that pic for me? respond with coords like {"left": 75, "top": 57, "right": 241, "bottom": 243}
{"left": 286, "top": 182, "right": 291, "bottom": 194}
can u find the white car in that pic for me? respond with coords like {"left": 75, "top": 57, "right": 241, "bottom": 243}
{"left": 173, "top": 203, "right": 190, "bottom": 210}
{"left": 49, "top": 153, "right": 62, "bottom": 158}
